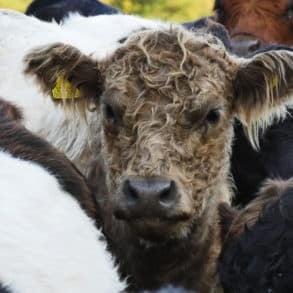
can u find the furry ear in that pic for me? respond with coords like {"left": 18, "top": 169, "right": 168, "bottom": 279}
{"left": 24, "top": 43, "right": 104, "bottom": 106}
{"left": 233, "top": 46, "right": 293, "bottom": 148}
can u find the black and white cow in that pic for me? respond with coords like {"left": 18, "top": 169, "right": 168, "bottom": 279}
{"left": 0, "top": 99, "right": 124, "bottom": 293}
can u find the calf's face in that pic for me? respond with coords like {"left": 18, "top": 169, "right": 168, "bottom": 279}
{"left": 214, "top": 0, "right": 293, "bottom": 56}
{"left": 24, "top": 28, "right": 293, "bottom": 242}
{"left": 100, "top": 31, "right": 237, "bottom": 241}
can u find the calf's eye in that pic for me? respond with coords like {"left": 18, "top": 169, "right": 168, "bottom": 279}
{"left": 206, "top": 108, "right": 221, "bottom": 124}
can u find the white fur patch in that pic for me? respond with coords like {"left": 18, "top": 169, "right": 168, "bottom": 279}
{"left": 0, "top": 10, "right": 169, "bottom": 176}
{"left": 0, "top": 151, "right": 124, "bottom": 293}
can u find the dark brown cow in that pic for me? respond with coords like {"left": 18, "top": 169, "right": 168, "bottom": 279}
{"left": 214, "top": 0, "right": 293, "bottom": 56}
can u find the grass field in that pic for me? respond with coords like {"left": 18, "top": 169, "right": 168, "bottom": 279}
{"left": 0, "top": 0, "right": 214, "bottom": 22}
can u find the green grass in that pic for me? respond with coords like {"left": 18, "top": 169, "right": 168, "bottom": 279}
{"left": 104, "top": 0, "right": 215, "bottom": 21}
{"left": 0, "top": 0, "right": 215, "bottom": 21}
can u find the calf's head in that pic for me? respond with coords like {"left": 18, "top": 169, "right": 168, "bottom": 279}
{"left": 214, "top": 0, "right": 293, "bottom": 56}
{"left": 24, "top": 28, "right": 293, "bottom": 243}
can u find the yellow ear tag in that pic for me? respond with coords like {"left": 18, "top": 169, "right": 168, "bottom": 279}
{"left": 52, "top": 76, "right": 80, "bottom": 100}
{"left": 271, "top": 75, "right": 279, "bottom": 90}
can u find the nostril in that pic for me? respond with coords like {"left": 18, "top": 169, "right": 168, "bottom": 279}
{"left": 123, "top": 179, "right": 139, "bottom": 206}
{"left": 159, "top": 180, "right": 176, "bottom": 207}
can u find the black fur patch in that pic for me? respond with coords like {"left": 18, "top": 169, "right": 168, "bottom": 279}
{"left": 0, "top": 284, "right": 12, "bottom": 293}
{"left": 219, "top": 187, "right": 293, "bottom": 292}
{"left": 25, "top": 0, "right": 119, "bottom": 23}
{"left": 231, "top": 113, "right": 293, "bottom": 206}
{"left": 213, "top": 0, "right": 223, "bottom": 10}
{"left": 183, "top": 17, "right": 231, "bottom": 51}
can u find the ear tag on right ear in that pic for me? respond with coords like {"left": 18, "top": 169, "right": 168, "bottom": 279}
{"left": 52, "top": 76, "right": 80, "bottom": 100}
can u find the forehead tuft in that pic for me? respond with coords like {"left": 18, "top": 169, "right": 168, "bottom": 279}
{"left": 104, "top": 27, "right": 238, "bottom": 106}
{"left": 123, "top": 26, "right": 230, "bottom": 60}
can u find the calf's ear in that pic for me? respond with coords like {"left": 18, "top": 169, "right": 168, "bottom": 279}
{"left": 24, "top": 43, "right": 104, "bottom": 106}
{"left": 233, "top": 47, "right": 293, "bottom": 148}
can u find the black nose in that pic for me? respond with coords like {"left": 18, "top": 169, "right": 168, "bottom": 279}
{"left": 116, "top": 176, "right": 179, "bottom": 219}
{"left": 230, "top": 38, "right": 261, "bottom": 56}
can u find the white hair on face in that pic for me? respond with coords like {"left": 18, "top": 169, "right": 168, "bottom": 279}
{"left": 0, "top": 151, "right": 124, "bottom": 293}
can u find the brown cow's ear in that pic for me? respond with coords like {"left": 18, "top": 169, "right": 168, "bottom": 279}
{"left": 233, "top": 48, "right": 293, "bottom": 148}
{"left": 24, "top": 43, "right": 104, "bottom": 106}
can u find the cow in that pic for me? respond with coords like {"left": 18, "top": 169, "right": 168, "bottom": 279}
{"left": 0, "top": 99, "right": 125, "bottom": 293}
{"left": 25, "top": 0, "right": 119, "bottom": 23}
{"left": 213, "top": 0, "right": 293, "bottom": 56}
{"left": 20, "top": 15, "right": 293, "bottom": 293}
{"left": 219, "top": 178, "right": 293, "bottom": 293}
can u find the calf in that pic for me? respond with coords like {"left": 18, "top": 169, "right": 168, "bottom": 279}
{"left": 213, "top": 0, "right": 293, "bottom": 56}
{"left": 0, "top": 99, "right": 124, "bottom": 293}
{"left": 23, "top": 21, "right": 293, "bottom": 292}
{"left": 25, "top": 0, "right": 119, "bottom": 23}
{"left": 219, "top": 178, "right": 293, "bottom": 293}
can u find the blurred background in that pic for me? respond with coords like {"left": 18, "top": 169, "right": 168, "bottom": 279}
{"left": 0, "top": 0, "right": 214, "bottom": 22}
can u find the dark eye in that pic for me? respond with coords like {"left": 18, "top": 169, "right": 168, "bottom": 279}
{"left": 206, "top": 109, "right": 221, "bottom": 124}
{"left": 286, "top": 7, "right": 293, "bottom": 21}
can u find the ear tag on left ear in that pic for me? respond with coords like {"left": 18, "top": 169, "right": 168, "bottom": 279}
{"left": 52, "top": 76, "right": 80, "bottom": 100}
{"left": 270, "top": 75, "right": 279, "bottom": 90}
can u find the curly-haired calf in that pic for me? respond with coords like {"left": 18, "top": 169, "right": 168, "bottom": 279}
{"left": 24, "top": 25, "right": 293, "bottom": 291}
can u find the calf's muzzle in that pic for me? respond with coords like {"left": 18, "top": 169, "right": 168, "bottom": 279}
{"left": 114, "top": 176, "right": 184, "bottom": 221}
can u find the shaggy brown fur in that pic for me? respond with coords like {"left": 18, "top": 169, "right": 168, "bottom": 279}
{"left": 24, "top": 26, "right": 293, "bottom": 292}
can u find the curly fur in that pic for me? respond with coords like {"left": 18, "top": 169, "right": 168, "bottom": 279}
{"left": 23, "top": 21, "right": 293, "bottom": 292}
